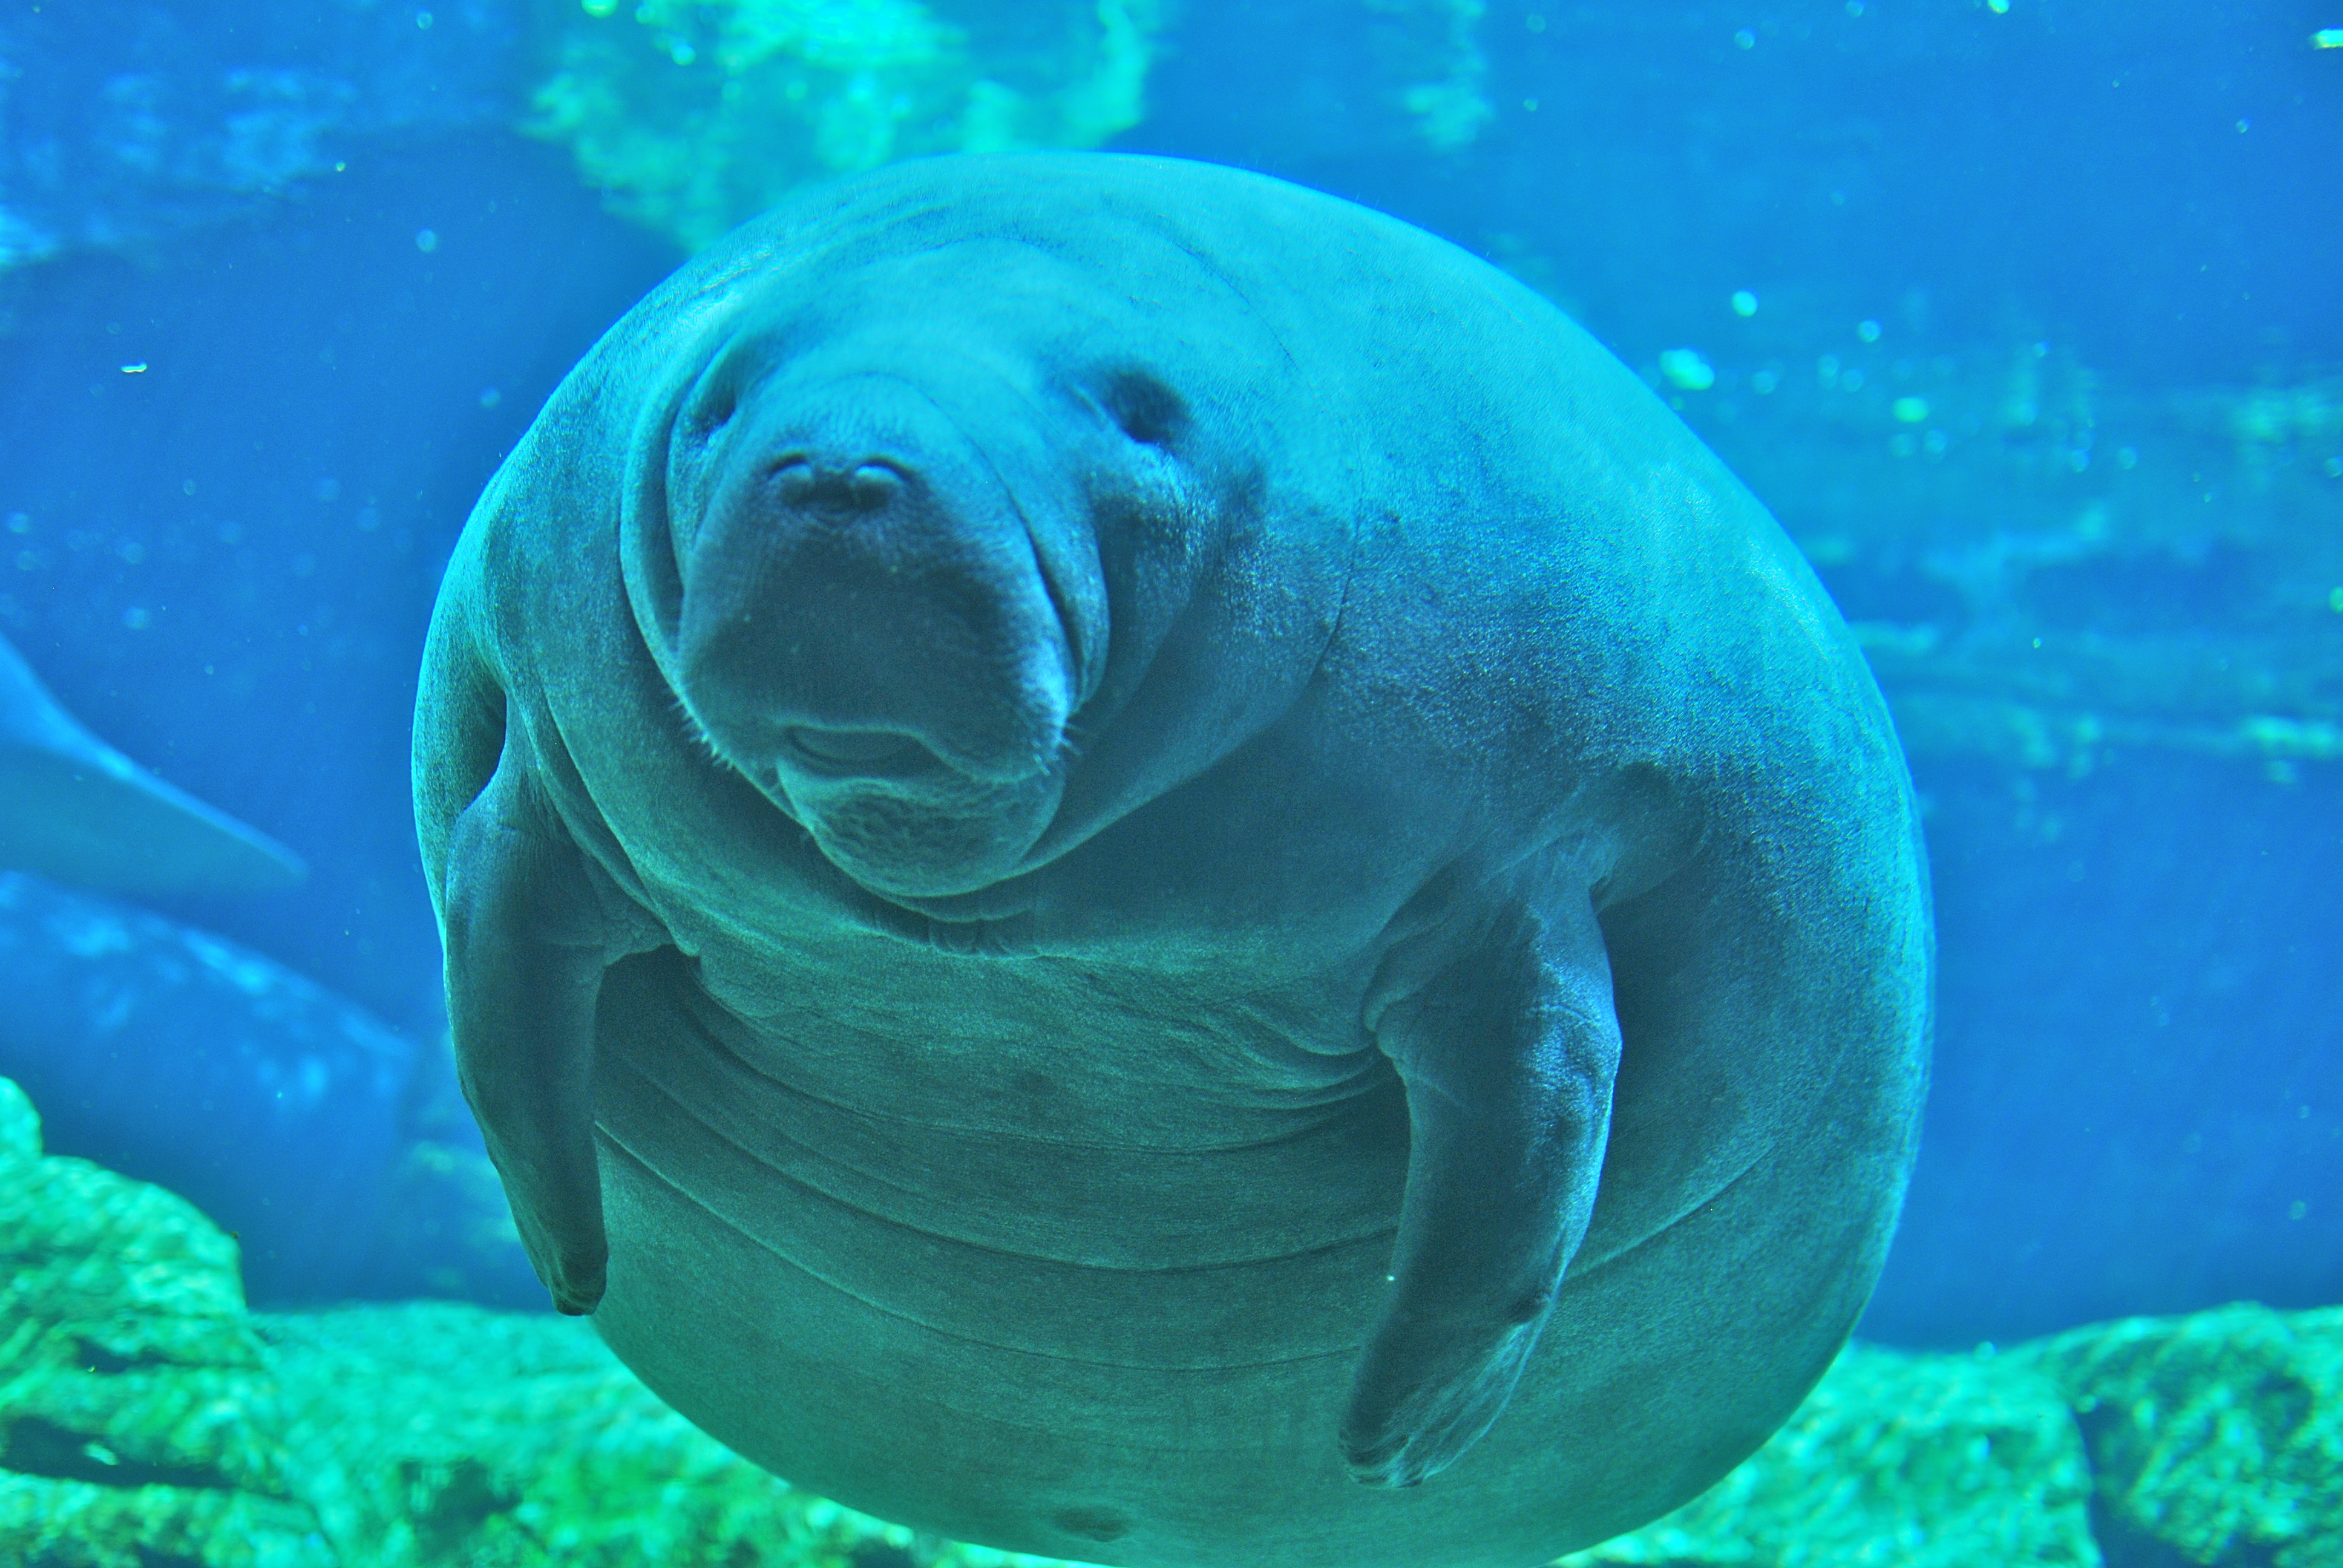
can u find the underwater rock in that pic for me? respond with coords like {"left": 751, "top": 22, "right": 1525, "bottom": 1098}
{"left": 1375, "top": 0, "right": 1493, "bottom": 151}
{"left": 0, "top": 872, "right": 537, "bottom": 1308}
{"left": 1662, "top": 345, "right": 2343, "bottom": 778}
{"left": 254, "top": 1302, "right": 922, "bottom": 1568}
{"left": 2016, "top": 1303, "right": 2343, "bottom": 1568}
{"left": 1557, "top": 1344, "right": 2101, "bottom": 1567}
{"left": 0, "top": 1, "right": 520, "bottom": 272}
{"left": 0, "top": 1077, "right": 331, "bottom": 1568}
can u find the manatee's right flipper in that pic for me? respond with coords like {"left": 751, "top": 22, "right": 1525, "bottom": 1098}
{"left": 1343, "top": 877, "right": 1622, "bottom": 1488}
{"left": 442, "top": 742, "right": 632, "bottom": 1315}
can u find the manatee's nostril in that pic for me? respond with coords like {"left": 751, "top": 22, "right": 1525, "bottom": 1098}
{"left": 847, "top": 462, "right": 905, "bottom": 511}
{"left": 768, "top": 456, "right": 906, "bottom": 517}
{"left": 774, "top": 459, "right": 818, "bottom": 505}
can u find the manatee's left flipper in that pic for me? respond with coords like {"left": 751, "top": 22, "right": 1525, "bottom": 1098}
{"left": 443, "top": 740, "right": 653, "bottom": 1316}
{"left": 1344, "top": 880, "right": 1622, "bottom": 1488}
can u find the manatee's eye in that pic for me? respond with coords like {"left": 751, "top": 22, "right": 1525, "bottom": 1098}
{"left": 685, "top": 377, "right": 739, "bottom": 442}
{"left": 847, "top": 461, "right": 906, "bottom": 510}
{"left": 681, "top": 351, "right": 758, "bottom": 449}
{"left": 1097, "top": 369, "right": 1189, "bottom": 450}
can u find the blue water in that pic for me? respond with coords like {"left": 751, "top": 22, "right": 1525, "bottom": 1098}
{"left": 0, "top": 0, "right": 2335, "bottom": 1364}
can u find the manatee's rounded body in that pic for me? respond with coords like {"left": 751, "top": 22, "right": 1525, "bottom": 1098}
{"left": 415, "top": 154, "right": 1930, "bottom": 1567}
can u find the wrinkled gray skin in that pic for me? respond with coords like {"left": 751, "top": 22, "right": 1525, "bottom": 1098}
{"left": 415, "top": 153, "right": 1931, "bottom": 1568}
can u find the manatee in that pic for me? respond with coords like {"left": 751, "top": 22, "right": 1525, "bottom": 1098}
{"left": 0, "top": 870, "right": 537, "bottom": 1307}
{"left": 0, "top": 636, "right": 527, "bottom": 1307}
{"left": 1, "top": 632, "right": 303, "bottom": 895}
{"left": 413, "top": 152, "right": 1932, "bottom": 1567}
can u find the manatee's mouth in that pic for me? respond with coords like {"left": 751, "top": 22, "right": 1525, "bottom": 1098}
{"left": 669, "top": 364, "right": 1080, "bottom": 788}
{"left": 782, "top": 726, "right": 942, "bottom": 780}
{"left": 637, "top": 309, "right": 1130, "bottom": 898}
{"left": 777, "top": 763, "right": 1068, "bottom": 901}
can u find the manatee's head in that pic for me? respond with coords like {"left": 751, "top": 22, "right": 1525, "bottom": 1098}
{"left": 626, "top": 243, "right": 1179, "bottom": 901}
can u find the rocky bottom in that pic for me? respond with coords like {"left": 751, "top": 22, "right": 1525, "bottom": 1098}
{"left": 2, "top": 1075, "right": 2335, "bottom": 1568}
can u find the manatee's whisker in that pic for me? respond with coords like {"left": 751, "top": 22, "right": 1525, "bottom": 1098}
{"left": 667, "top": 688, "right": 730, "bottom": 768}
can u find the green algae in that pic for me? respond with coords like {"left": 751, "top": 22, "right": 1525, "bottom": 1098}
{"left": 1377, "top": 0, "right": 1493, "bottom": 151}
{"left": 0, "top": 1078, "right": 331, "bottom": 1567}
{"left": 257, "top": 1302, "right": 879, "bottom": 1568}
{"left": 525, "top": 0, "right": 1164, "bottom": 250}
{"left": 1558, "top": 1345, "right": 2100, "bottom": 1567}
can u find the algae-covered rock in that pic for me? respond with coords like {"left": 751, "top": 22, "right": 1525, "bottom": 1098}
{"left": 2016, "top": 1303, "right": 2343, "bottom": 1567}
{"left": 526, "top": 0, "right": 1164, "bottom": 250}
{"left": 0, "top": 1076, "right": 330, "bottom": 1567}
{"left": 1375, "top": 0, "right": 1492, "bottom": 152}
{"left": 0, "top": 1075, "right": 34, "bottom": 1160}
{"left": 255, "top": 1301, "right": 1072, "bottom": 1568}
{"left": 259, "top": 1302, "right": 837, "bottom": 1568}
{"left": 1558, "top": 1344, "right": 2101, "bottom": 1567}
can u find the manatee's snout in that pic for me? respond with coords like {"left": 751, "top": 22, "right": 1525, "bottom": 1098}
{"left": 673, "top": 370, "right": 1080, "bottom": 891}
{"left": 745, "top": 449, "right": 937, "bottom": 768}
